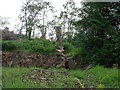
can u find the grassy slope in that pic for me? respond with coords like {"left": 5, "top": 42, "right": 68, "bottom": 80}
{"left": 2, "top": 40, "right": 81, "bottom": 57}
{"left": 2, "top": 66, "right": 119, "bottom": 88}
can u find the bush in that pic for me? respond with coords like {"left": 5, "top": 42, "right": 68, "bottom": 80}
{"left": 72, "top": 33, "right": 120, "bottom": 67}
{"left": 2, "top": 40, "right": 82, "bottom": 56}
{"left": 29, "top": 40, "right": 56, "bottom": 54}
{"left": 63, "top": 42, "right": 81, "bottom": 57}
{"left": 2, "top": 41, "right": 16, "bottom": 51}
{"left": 88, "top": 39, "right": 120, "bottom": 67}
{"left": 2, "top": 40, "right": 56, "bottom": 55}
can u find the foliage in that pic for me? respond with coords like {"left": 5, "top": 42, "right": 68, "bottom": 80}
{"left": 63, "top": 42, "right": 81, "bottom": 57}
{"left": 72, "top": 2, "right": 120, "bottom": 67}
{"left": 2, "top": 41, "right": 17, "bottom": 51}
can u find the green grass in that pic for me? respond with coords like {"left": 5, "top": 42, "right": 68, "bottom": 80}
{"left": 2, "top": 67, "right": 36, "bottom": 88}
{"left": 87, "top": 66, "right": 119, "bottom": 88}
{"left": 2, "top": 40, "right": 81, "bottom": 57}
{"left": 0, "top": 68, "right": 2, "bottom": 89}
{"left": 2, "top": 40, "right": 56, "bottom": 55}
{"left": 2, "top": 66, "right": 119, "bottom": 88}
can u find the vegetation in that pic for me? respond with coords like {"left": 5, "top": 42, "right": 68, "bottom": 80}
{"left": 2, "top": 66, "right": 119, "bottom": 88}
{"left": 2, "top": 39, "right": 80, "bottom": 56}
{"left": 72, "top": 2, "right": 120, "bottom": 67}
{"left": 19, "top": 0, "right": 55, "bottom": 40}
{"left": 63, "top": 42, "right": 81, "bottom": 57}
{"left": 2, "top": 39, "right": 56, "bottom": 55}
{"left": 16, "top": 1, "right": 120, "bottom": 67}
{"left": 1, "top": 0, "right": 119, "bottom": 89}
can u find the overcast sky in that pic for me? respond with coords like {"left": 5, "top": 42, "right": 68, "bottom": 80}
{"left": 0, "top": 0, "right": 82, "bottom": 30}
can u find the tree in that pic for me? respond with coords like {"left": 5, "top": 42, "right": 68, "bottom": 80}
{"left": 59, "top": 0, "right": 79, "bottom": 42}
{"left": 72, "top": 2, "right": 120, "bottom": 67}
{"left": 20, "top": 0, "right": 54, "bottom": 40}
{"left": 20, "top": 0, "right": 42, "bottom": 39}
{"left": 37, "top": 1, "right": 54, "bottom": 39}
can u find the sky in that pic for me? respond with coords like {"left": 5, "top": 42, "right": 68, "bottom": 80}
{"left": 0, "top": 0, "right": 82, "bottom": 31}
{"left": 0, "top": 0, "right": 25, "bottom": 30}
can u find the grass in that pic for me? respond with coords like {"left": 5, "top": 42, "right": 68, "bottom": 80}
{"left": 2, "top": 40, "right": 81, "bottom": 57}
{"left": 87, "top": 66, "right": 119, "bottom": 88}
{"left": 2, "top": 66, "right": 119, "bottom": 88}
{"left": 0, "top": 68, "right": 2, "bottom": 89}
{"left": 2, "top": 67, "right": 36, "bottom": 88}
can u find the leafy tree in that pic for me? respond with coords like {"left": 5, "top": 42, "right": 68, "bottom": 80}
{"left": 73, "top": 2, "right": 120, "bottom": 67}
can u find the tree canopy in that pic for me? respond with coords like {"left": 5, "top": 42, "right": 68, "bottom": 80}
{"left": 72, "top": 2, "right": 120, "bottom": 67}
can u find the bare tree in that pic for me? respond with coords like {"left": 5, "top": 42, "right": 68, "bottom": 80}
{"left": 60, "top": 0, "right": 79, "bottom": 42}
{"left": 38, "top": 1, "right": 54, "bottom": 39}
{"left": 19, "top": 0, "right": 43, "bottom": 40}
{"left": 19, "top": 0, "right": 55, "bottom": 40}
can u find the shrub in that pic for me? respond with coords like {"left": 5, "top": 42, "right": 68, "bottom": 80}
{"left": 29, "top": 40, "right": 56, "bottom": 54}
{"left": 2, "top": 40, "right": 81, "bottom": 56}
{"left": 63, "top": 42, "right": 81, "bottom": 57}
{"left": 2, "top": 41, "right": 16, "bottom": 51}
{"left": 2, "top": 39, "right": 56, "bottom": 55}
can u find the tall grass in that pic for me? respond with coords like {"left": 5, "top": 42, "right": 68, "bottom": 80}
{"left": 87, "top": 66, "right": 119, "bottom": 88}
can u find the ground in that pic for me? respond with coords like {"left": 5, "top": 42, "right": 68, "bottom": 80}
{"left": 2, "top": 66, "right": 119, "bottom": 88}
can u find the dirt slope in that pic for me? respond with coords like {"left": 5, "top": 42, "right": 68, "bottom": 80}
{"left": 2, "top": 51, "right": 80, "bottom": 69}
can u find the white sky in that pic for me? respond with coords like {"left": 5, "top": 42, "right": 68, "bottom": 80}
{"left": 0, "top": 0, "right": 82, "bottom": 31}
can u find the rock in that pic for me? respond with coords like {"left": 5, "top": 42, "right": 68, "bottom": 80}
{"left": 113, "top": 64, "right": 119, "bottom": 69}
{"left": 2, "top": 51, "right": 80, "bottom": 69}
